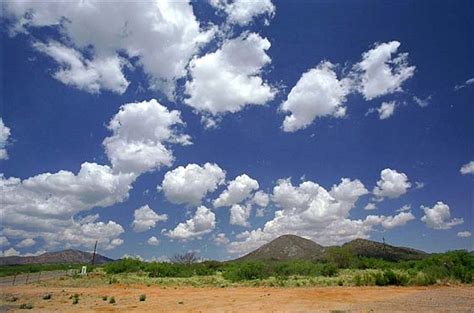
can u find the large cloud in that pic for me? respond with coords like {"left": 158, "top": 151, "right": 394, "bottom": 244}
{"left": 132, "top": 205, "right": 168, "bottom": 233}
{"left": 353, "top": 41, "right": 415, "bottom": 100}
{"left": 373, "top": 168, "right": 411, "bottom": 200}
{"left": 161, "top": 163, "right": 226, "bottom": 206}
{"left": 421, "top": 201, "right": 464, "bottom": 230}
{"left": 213, "top": 174, "right": 259, "bottom": 207}
{"left": 167, "top": 206, "right": 216, "bottom": 240}
{"left": 184, "top": 33, "right": 276, "bottom": 118}
{"left": 4, "top": 1, "right": 214, "bottom": 96}
{"left": 103, "top": 99, "right": 191, "bottom": 175}
{"left": 0, "top": 118, "right": 11, "bottom": 160}
{"left": 280, "top": 62, "right": 350, "bottom": 132}
{"left": 210, "top": 0, "right": 275, "bottom": 26}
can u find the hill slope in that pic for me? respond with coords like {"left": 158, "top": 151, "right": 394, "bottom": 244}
{"left": 0, "top": 249, "right": 113, "bottom": 265}
{"left": 233, "top": 235, "right": 428, "bottom": 262}
{"left": 235, "top": 234, "right": 326, "bottom": 262}
{"left": 342, "top": 238, "right": 427, "bottom": 261}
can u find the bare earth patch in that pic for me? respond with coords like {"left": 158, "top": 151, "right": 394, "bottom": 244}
{"left": 1, "top": 284, "right": 473, "bottom": 312}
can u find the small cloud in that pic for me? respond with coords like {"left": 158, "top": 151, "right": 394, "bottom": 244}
{"left": 413, "top": 95, "right": 432, "bottom": 108}
{"left": 364, "top": 203, "right": 377, "bottom": 211}
{"left": 457, "top": 231, "right": 472, "bottom": 238}
{"left": 454, "top": 77, "right": 474, "bottom": 91}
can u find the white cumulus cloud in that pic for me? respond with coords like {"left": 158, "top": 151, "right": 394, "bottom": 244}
{"left": 230, "top": 203, "right": 252, "bottom": 227}
{"left": 185, "top": 33, "right": 276, "bottom": 118}
{"left": 214, "top": 174, "right": 259, "bottom": 207}
{"left": 161, "top": 163, "right": 226, "bottom": 206}
{"left": 167, "top": 206, "right": 216, "bottom": 240}
{"left": 103, "top": 99, "right": 191, "bottom": 175}
{"left": 147, "top": 236, "right": 161, "bottom": 246}
{"left": 132, "top": 205, "right": 168, "bottom": 233}
{"left": 421, "top": 201, "right": 464, "bottom": 230}
{"left": 353, "top": 41, "right": 415, "bottom": 100}
{"left": 210, "top": 0, "right": 275, "bottom": 26}
{"left": 280, "top": 62, "right": 350, "bottom": 132}
{"left": 373, "top": 168, "right": 411, "bottom": 200}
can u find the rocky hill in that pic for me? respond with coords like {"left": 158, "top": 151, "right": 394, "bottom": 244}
{"left": 235, "top": 234, "right": 326, "bottom": 262}
{"left": 233, "top": 235, "right": 428, "bottom": 262}
{"left": 0, "top": 249, "right": 113, "bottom": 265}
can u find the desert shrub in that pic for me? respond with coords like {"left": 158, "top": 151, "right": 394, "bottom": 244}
{"left": 19, "top": 303, "right": 33, "bottom": 309}
{"left": 109, "top": 297, "right": 116, "bottom": 304}
{"left": 102, "top": 296, "right": 108, "bottom": 301}
{"left": 409, "top": 271, "right": 436, "bottom": 286}
{"left": 42, "top": 293, "right": 52, "bottom": 300}
{"left": 139, "top": 294, "right": 146, "bottom": 301}
{"left": 104, "top": 258, "right": 144, "bottom": 274}
{"left": 223, "top": 262, "right": 269, "bottom": 281}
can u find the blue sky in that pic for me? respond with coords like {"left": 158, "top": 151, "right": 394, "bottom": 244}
{"left": 0, "top": 0, "right": 472, "bottom": 261}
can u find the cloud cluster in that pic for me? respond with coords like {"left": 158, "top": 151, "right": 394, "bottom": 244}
{"left": 421, "top": 202, "right": 464, "bottom": 230}
{"left": 4, "top": 1, "right": 214, "bottom": 96}
{"left": 1, "top": 99, "right": 190, "bottom": 251}
{"left": 132, "top": 205, "right": 168, "bottom": 233}
{"left": 167, "top": 206, "right": 216, "bottom": 240}
{"left": 161, "top": 163, "right": 226, "bottom": 206}
{"left": 185, "top": 33, "right": 276, "bottom": 118}
{"left": 227, "top": 177, "right": 413, "bottom": 255}
{"left": 280, "top": 41, "right": 415, "bottom": 131}
{"left": 0, "top": 118, "right": 11, "bottom": 160}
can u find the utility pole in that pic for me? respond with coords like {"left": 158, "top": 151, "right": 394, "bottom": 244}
{"left": 91, "top": 240, "right": 98, "bottom": 265}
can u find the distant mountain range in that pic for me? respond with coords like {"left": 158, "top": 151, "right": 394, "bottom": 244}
{"left": 234, "top": 235, "right": 428, "bottom": 262}
{"left": 0, "top": 249, "right": 113, "bottom": 265}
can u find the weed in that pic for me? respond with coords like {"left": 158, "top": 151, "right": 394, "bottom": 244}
{"left": 109, "top": 296, "right": 116, "bottom": 304}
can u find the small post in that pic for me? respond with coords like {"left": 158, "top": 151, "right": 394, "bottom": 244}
{"left": 25, "top": 273, "right": 29, "bottom": 284}
{"left": 12, "top": 274, "right": 17, "bottom": 286}
{"left": 91, "top": 240, "right": 98, "bottom": 265}
{"left": 37, "top": 272, "right": 41, "bottom": 282}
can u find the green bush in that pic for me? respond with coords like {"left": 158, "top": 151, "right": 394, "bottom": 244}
{"left": 42, "top": 293, "right": 52, "bottom": 300}
{"left": 320, "top": 263, "right": 338, "bottom": 277}
{"left": 109, "top": 297, "right": 116, "bottom": 304}
{"left": 139, "top": 294, "right": 146, "bottom": 301}
{"left": 223, "top": 262, "right": 269, "bottom": 281}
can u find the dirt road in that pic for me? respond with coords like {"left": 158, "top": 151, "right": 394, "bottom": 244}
{"left": 1, "top": 285, "right": 473, "bottom": 312}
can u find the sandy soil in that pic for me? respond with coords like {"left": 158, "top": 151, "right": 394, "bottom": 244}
{"left": 1, "top": 284, "right": 473, "bottom": 312}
